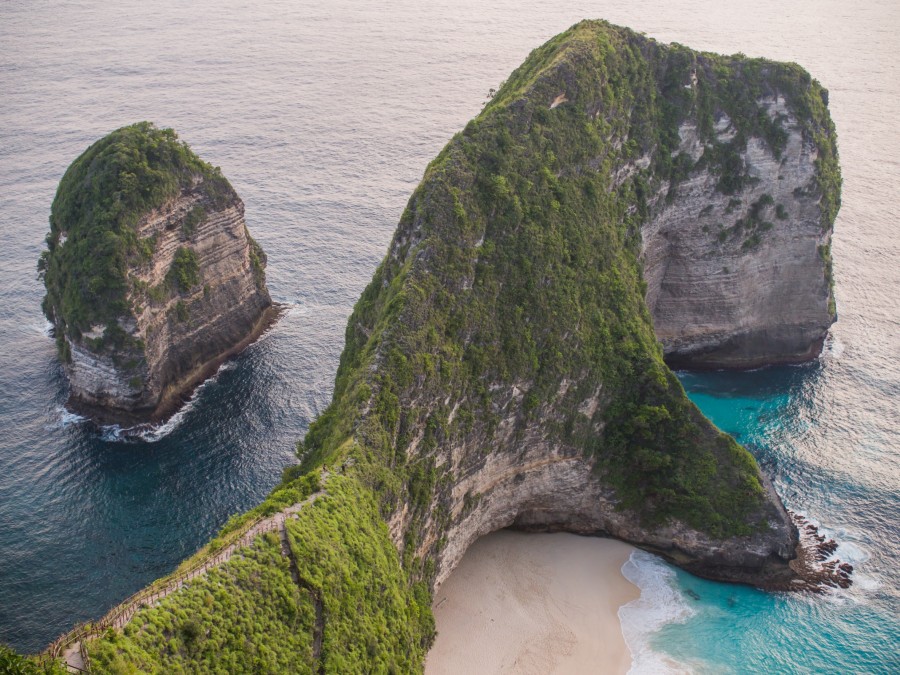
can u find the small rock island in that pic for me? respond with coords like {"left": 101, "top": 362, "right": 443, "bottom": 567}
{"left": 39, "top": 122, "right": 275, "bottom": 424}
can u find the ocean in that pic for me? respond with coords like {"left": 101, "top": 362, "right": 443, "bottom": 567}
{"left": 622, "top": 366, "right": 899, "bottom": 672}
{"left": 0, "top": 0, "right": 897, "bottom": 669}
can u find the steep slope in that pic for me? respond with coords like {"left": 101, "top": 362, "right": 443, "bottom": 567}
{"left": 299, "top": 19, "right": 838, "bottom": 585}
{"left": 40, "top": 123, "right": 275, "bottom": 424}
{"left": 69, "top": 21, "right": 842, "bottom": 672}
{"left": 639, "top": 47, "right": 839, "bottom": 367}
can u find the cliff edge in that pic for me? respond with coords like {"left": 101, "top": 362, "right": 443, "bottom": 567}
{"left": 59, "top": 22, "right": 844, "bottom": 673}
{"left": 639, "top": 44, "right": 839, "bottom": 368}
{"left": 39, "top": 123, "right": 275, "bottom": 425}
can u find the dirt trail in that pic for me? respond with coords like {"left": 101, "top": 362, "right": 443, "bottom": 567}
{"left": 54, "top": 471, "right": 330, "bottom": 672}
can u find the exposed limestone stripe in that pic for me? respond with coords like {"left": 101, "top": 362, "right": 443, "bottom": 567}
{"left": 550, "top": 92, "right": 569, "bottom": 109}
{"left": 51, "top": 471, "right": 331, "bottom": 670}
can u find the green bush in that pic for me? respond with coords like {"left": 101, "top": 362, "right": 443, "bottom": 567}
{"left": 0, "top": 646, "right": 66, "bottom": 674}
{"left": 182, "top": 205, "right": 206, "bottom": 238}
{"left": 40, "top": 122, "right": 233, "bottom": 353}
{"left": 167, "top": 247, "right": 200, "bottom": 292}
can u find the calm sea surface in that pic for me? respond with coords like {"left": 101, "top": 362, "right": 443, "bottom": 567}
{"left": 1, "top": 0, "right": 897, "bottom": 668}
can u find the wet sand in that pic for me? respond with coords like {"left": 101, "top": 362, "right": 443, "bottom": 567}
{"left": 426, "top": 530, "right": 638, "bottom": 675}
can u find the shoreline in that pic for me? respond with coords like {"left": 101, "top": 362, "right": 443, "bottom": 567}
{"left": 426, "top": 530, "right": 638, "bottom": 675}
{"left": 65, "top": 302, "right": 286, "bottom": 429}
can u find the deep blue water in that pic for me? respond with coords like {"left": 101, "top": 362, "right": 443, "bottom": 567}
{"left": 0, "top": 0, "right": 897, "bottom": 670}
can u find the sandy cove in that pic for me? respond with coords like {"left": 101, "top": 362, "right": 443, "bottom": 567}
{"left": 426, "top": 531, "right": 638, "bottom": 675}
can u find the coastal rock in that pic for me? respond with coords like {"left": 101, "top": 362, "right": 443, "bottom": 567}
{"left": 785, "top": 514, "right": 853, "bottom": 592}
{"left": 421, "top": 424, "right": 800, "bottom": 590}
{"left": 72, "top": 22, "right": 845, "bottom": 672}
{"left": 643, "top": 97, "right": 837, "bottom": 368}
{"left": 363, "top": 21, "right": 842, "bottom": 592}
{"left": 40, "top": 123, "right": 274, "bottom": 424}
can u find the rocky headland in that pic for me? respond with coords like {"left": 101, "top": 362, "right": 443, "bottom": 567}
{"left": 40, "top": 123, "right": 275, "bottom": 425}
{"left": 47, "top": 21, "right": 845, "bottom": 673}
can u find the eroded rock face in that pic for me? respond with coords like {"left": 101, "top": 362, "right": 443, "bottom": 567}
{"left": 642, "top": 96, "right": 836, "bottom": 369}
{"left": 357, "top": 23, "right": 843, "bottom": 592}
{"left": 64, "top": 184, "right": 273, "bottom": 423}
{"left": 42, "top": 124, "right": 274, "bottom": 425}
{"left": 396, "top": 381, "right": 799, "bottom": 591}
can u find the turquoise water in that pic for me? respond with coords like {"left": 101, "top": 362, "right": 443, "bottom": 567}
{"left": 1, "top": 0, "right": 897, "bottom": 668}
{"left": 640, "top": 366, "right": 900, "bottom": 673}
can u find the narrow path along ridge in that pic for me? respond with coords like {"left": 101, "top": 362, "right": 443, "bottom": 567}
{"left": 49, "top": 469, "right": 331, "bottom": 673}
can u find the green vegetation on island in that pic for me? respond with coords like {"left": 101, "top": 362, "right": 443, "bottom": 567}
{"left": 297, "top": 19, "right": 830, "bottom": 539}
{"left": 60, "top": 20, "right": 839, "bottom": 672}
{"left": 39, "top": 122, "right": 233, "bottom": 356}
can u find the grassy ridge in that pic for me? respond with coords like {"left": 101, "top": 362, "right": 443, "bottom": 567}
{"left": 84, "top": 474, "right": 433, "bottom": 674}
{"left": 89, "top": 533, "right": 317, "bottom": 673}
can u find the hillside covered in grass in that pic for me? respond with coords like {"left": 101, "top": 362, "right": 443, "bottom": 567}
{"left": 70, "top": 20, "right": 839, "bottom": 672}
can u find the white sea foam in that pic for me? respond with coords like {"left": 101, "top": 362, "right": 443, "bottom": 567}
{"left": 847, "top": 571, "right": 880, "bottom": 592}
{"left": 619, "top": 550, "right": 695, "bottom": 674}
{"left": 824, "top": 334, "right": 844, "bottom": 360}
{"left": 100, "top": 390, "right": 203, "bottom": 443}
{"left": 834, "top": 539, "right": 869, "bottom": 564}
{"left": 95, "top": 348, "right": 248, "bottom": 442}
{"left": 32, "top": 320, "right": 54, "bottom": 338}
{"left": 58, "top": 407, "right": 87, "bottom": 427}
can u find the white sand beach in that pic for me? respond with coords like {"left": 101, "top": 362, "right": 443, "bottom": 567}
{"left": 426, "top": 530, "right": 638, "bottom": 675}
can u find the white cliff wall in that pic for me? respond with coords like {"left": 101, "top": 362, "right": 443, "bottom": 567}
{"left": 642, "top": 96, "right": 834, "bottom": 368}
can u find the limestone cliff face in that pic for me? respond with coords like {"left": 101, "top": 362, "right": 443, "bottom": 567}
{"left": 63, "top": 184, "right": 272, "bottom": 422}
{"left": 322, "top": 21, "right": 843, "bottom": 591}
{"left": 41, "top": 123, "right": 273, "bottom": 424}
{"left": 392, "top": 375, "right": 799, "bottom": 590}
{"left": 642, "top": 96, "right": 836, "bottom": 368}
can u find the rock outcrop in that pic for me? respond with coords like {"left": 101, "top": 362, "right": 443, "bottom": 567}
{"left": 70, "top": 22, "right": 844, "bottom": 673}
{"left": 642, "top": 97, "right": 838, "bottom": 368}
{"left": 427, "top": 415, "right": 800, "bottom": 590}
{"left": 357, "top": 21, "right": 842, "bottom": 590}
{"left": 40, "top": 123, "right": 275, "bottom": 424}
